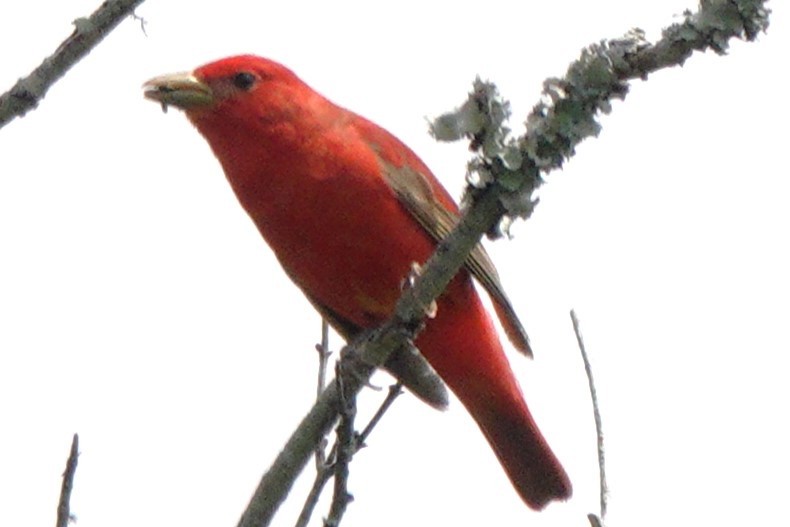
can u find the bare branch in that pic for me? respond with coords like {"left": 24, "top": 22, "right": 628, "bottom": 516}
{"left": 324, "top": 363, "right": 356, "bottom": 526}
{"left": 0, "top": 0, "right": 146, "bottom": 129}
{"left": 295, "top": 460, "right": 330, "bottom": 527}
{"left": 357, "top": 384, "right": 402, "bottom": 447}
{"left": 316, "top": 319, "right": 331, "bottom": 400}
{"left": 55, "top": 434, "right": 79, "bottom": 527}
{"left": 313, "top": 319, "right": 332, "bottom": 472}
{"left": 571, "top": 311, "right": 608, "bottom": 521}
{"left": 588, "top": 513, "right": 605, "bottom": 527}
{"left": 295, "top": 383, "right": 402, "bottom": 527}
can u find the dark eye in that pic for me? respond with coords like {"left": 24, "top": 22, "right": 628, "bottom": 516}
{"left": 232, "top": 72, "right": 257, "bottom": 91}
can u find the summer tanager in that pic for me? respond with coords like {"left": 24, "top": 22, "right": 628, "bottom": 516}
{"left": 143, "top": 55, "right": 571, "bottom": 509}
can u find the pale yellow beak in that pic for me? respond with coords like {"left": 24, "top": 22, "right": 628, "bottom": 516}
{"left": 143, "top": 72, "right": 214, "bottom": 112}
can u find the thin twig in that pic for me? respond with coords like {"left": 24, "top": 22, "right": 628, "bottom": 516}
{"left": 357, "top": 383, "right": 402, "bottom": 446}
{"left": 325, "top": 382, "right": 402, "bottom": 526}
{"left": 571, "top": 310, "right": 607, "bottom": 521}
{"left": 0, "top": 0, "right": 147, "bottom": 129}
{"left": 314, "top": 319, "right": 332, "bottom": 471}
{"left": 295, "top": 383, "right": 402, "bottom": 527}
{"left": 295, "top": 457, "right": 331, "bottom": 527}
{"left": 316, "top": 319, "right": 331, "bottom": 398}
{"left": 324, "top": 363, "right": 356, "bottom": 526}
{"left": 298, "top": 321, "right": 337, "bottom": 527}
{"left": 131, "top": 11, "right": 148, "bottom": 36}
{"left": 55, "top": 433, "right": 79, "bottom": 527}
{"left": 588, "top": 513, "right": 605, "bottom": 527}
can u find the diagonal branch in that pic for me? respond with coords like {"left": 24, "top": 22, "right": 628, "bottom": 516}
{"left": 324, "top": 361, "right": 357, "bottom": 527}
{"left": 295, "top": 383, "right": 402, "bottom": 527}
{"left": 0, "top": 0, "right": 146, "bottom": 129}
{"left": 432, "top": 1, "right": 770, "bottom": 226}
{"left": 56, "top": 434, "right": 80, "bottom": 527}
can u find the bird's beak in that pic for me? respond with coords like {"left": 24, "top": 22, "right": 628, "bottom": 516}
{"left": 143, "top": 72, "right": 214, "bottom": 112}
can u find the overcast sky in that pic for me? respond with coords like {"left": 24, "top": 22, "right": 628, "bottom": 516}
{"left": 1, "top": 1, "right": 788, "bottom": 527}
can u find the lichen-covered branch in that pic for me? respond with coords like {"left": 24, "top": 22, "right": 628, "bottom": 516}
{"left": 0, "top": 0, "right": 146, "bottom": 130}
{"left": 432, "top": 0, "right": 770, "bottom": 227}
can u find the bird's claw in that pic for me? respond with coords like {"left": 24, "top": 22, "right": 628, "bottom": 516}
{"left": 403, "top": 262, "right": 438, "bottom": 318}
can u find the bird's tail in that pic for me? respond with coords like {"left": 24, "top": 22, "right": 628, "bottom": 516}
{"left": 415, "top": 275, "right": 572, "bottom": 509}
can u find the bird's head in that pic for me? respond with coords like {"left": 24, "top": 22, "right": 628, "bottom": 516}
{"left": 143, "top": 55, "right": 318, "bottom": 130}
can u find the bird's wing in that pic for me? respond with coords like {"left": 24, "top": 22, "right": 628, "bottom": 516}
{"left": 380, "top": 161, "right": 532, "bottom": 357}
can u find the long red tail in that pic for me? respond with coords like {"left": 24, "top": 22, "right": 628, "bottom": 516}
{"left": 415, "top": 276, "right": 572, "bottom": 509}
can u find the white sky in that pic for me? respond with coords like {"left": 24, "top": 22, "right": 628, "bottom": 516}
{"left": 1, "top": 1, "right": 788, "bottom": 526}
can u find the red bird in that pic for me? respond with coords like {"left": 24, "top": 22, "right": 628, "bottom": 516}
{"left": 144, "top": 55, "right": 571, "bottom": 509}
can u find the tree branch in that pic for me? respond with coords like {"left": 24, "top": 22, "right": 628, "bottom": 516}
{"left": 295, "top": 383, "right": 402, "bottom": 527}
{"left": 571, "top": 311, "right": 608, "bottom": 523}
{"left": 0, "top": 0, "right": 146, "bottom": 129}
{"left": 55, "top": 434, "right": 79, "bottom": 527}
{"left": 324, "top": 361, "right": 356, "bottom": 527}
{"left": 357, "top": 384, "right": 403, "bottom": 447}
{"left": 316, "top": 319, "right": 331, "bottom": 399}
{"left": 432, "top": 0, "right": 770, "bottom": 226}
{"left": 313, "top": 320, "right": 332, "bottom": 473}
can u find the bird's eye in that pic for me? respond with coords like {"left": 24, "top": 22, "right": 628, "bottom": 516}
{"left": 232, "top": 72, "right": 257, "bottom": 91}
